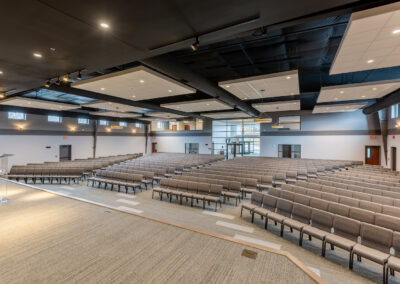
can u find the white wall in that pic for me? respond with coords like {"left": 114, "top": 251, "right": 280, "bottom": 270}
{"left": 0, "top": 134, "right": 147, "bottom": 169}
{"left": 260, "top": 135, "right": 382, "bottom": 162}
{"left": 96, "top": 136, "right": 146, "bottom": 157}
{"left": 153, "top": 136, "right": 212, "bottom": 154}
{"left": 0, "top": 135, "right": 93, "bottom": 169}
{"left": 387, "top": 135, "right": 400, "bottom": 170}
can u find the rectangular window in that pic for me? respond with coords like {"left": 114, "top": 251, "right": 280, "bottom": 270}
{"left": 135, "top": 123, "right": 142, "bottom": 128}
{"left": 48, "top": 115, "right": 62, "bottom": 123}
{"left": 367, "top": 147, "right": 371, "bottom": 159}
{"left": 99, "top": 120, "right": 109, "bottom": 126}
{"left": 78, "top": 118, "right": 89, "bottom": 125}
{"left": 157, "top": 121, "right": 163, "bottom": 129}
{"left": 391, "top": 104, "right": 399, "bottom": 119}
{"left": 8, "top": 112, "right": 26, "bottom": 120}
{"left": 119, "top": 121, "right": 127, "bottom": 127}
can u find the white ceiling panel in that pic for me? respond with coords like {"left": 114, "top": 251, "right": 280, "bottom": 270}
{"left": 161, "top": 98, "right": 232, "bottom": 112}
{"left": 0, "top": 97, "right": 79, "bottom": 111}
{"left": 312, "top": 102, "right": 367, "bottom": 114}
{"left": 218, "top": 70, "right": 300, "bottom": 100}
{"left": 330, "top": 2, "right": 400, "bottom": 74}
{"left": 82, "top": 101, "right": 147, "bottom": 112}
{"left": 72, "top": 66, "right": 196, "bottom": 101}
{"left": 89, "top": 111, "right": 141, "bottom": 118}
{"left": 201, "top": 111, "right": 252, "bottom": 119}
{"left": 145, "top": 112, "right": 186, "bottom": 119}
{"left": 317, "top": 80, "right": 400, "bottom": 103}
{"left": 252, "top": 100, "right": 300, "bottom": 112}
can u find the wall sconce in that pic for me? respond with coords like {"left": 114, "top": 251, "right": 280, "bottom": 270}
{"left": 131, "top": 129, "right": 136, "bottom": 133}
{"left": 106, "top": 128, "right": 111, "bottom": 132}
{"left": 69, "top": 126, "right": 77, "bottom": 132}
{"left": 17, "top": 124, "right": 25, "bottom": 130}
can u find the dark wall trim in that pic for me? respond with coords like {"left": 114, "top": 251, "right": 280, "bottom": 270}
{"left": 261, "top": 130, "right": 381, "bottom": 136}
{"left": 151, "top": 131, "right": 212, "bottom": 137}
{"left": 0, "top": 129, "right": 146, "bottom": 136}
{"left": 388, "top": 128, "right": 400, "bottom": 135}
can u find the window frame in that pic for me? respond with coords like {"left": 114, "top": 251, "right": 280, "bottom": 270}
{"left": 78, "top": 118, "right": 90, "bottom": 125}
{"left": 8, "top": 112, "right": 26, "bottom": 120}
{"left": 48, "top": 115, "right": 62, "bottom": 123}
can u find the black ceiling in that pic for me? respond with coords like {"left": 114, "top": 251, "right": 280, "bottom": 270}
{"left": 1, "top": 0, "right": 399, "bottom": 119}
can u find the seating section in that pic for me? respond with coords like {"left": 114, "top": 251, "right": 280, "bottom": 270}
{"left": 88, "top": 170, "right": 143, "bottom": 194}
{"left": 153, "top": 178, "right": 222, "bottom": 211}
{"left": 6, "top": 154, "right": 141, "bottom": 184}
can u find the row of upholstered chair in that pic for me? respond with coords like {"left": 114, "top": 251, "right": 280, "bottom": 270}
{"left": 103, "top": 168, "right": 155, "bottom": 189}
{"left": 284, "top": 183, "right": 400, "bottom": 217}
{"left": 7, "top": 167, "right": 84, "bottom": 184}
{"left": 324, "top": 173, "right": 400, "bottom": 190}
{"left": 87, "top": 170, "right": 143, "bottom": 194}
{"left": 111, "top": 164, "right": 170, "bottom": 180}
{"left": 152, "top": 178, "right": 223, "bottom": 211}
{"left": 337, "top": 171, "right": 400, "bottom": 183}
{"left": 241, "top": 191, "right": 399, "bottom": 283}
{"left": 172, "top": 174, "right": 242, "bottom": 206}
{"left": 182, "top": 172, "right": 258, "bottom": 198}
{"left": 313, "top": 176, "right": 400, "bottom": 194}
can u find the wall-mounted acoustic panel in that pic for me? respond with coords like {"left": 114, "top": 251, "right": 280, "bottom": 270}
{"left": 330, "top": 2, "right": 400, "bottom": 74}
{"left": 72, "top": 66, "right": 196, "bottom": 101}
{"left": 218, "top": 70, "right": 299, "bottom": 100}
{"left": 0, "top": 97, "right": 80, "bottom": 111}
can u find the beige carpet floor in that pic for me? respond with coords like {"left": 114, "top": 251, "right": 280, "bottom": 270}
{"left": 0, "top": 185, "right": 317, "bottom": 284}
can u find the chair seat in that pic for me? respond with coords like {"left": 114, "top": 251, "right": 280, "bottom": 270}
{"left": 241, "top": 203, "right": 259, "bottom": 211}
{"left": 223, "top": 191, "right": 240, "bottom": 198}
{"left": 302, "top": 226, "right": 329, "bottom": 240}
{"left": 267, "top": 212, "right": 286, "bottom": 223}
{"left": 181, "top": 192, "right": 193, "bottom": 198}
{"left": 253, "top": 207, "right": 271, "bottom": 216}
{"left": 283, "top": 218, "right": 306, "bottom": 231}
{"left": 205, "top": 196, "right": 220, "bottom": 202}
{"left": 387, "top": 256, "right": 400, "bottom": 272}
{"left": 325, "top": 234, "right": 356, "bottom": 251}
{"left": 192, "top": 194, "right": 205, "bottom": 199}
{"left": 242, "top": 187, "right": 257, "bottom": 193}
{"left": 297, "top": 176, "right": 308, "bottom": 180}
{"left": 352, "top": 244, "right": 390, "bottom": 264}
{"left": 286, "top": 178, "right": 297, "bottom": 183}
{"left": 169, "top": 190, "right": 183, "bottom": 196}
{"left": 258, "top": 184, "right": 273, "bottom": 190}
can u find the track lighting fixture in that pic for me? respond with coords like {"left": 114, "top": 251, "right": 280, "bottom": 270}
{"left": 190, "top": 37, "right": 199, "bottom": 51}
{"left": 44, "top": 80, "right": 51, "bottom": 88}
{"left": 62, "top": 75, "right": 69, "bottom": 83}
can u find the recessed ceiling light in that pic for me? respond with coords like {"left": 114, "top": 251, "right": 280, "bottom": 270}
{"left": 100, "top": 23, "right": 109, "bottom": 29}
{"left": 139, "top": 80, "right": 144, "bottom": 84}
{"left": 132, "top": 95, "right": 136, "bottom": 98}
{"left": 0, "top": 70, "right": 3, "bottom": 74}
{"left": 33, "top": 52, "right": 42, "bottom": 58}
{"left": 392, "top": 29, "right": 400, "bottom": 34}
{"left": 286, "top": 76, "right": 291, "bottom": 80}
{"left": 334, "top": 97, "right": 338, "bottom": 100}
{"left": 290, "top": 92, "right": 295, "bottom": 95}
{"left": 50, "top": 47, "right": 56, "bottom": 52}
{"left": 345, "top": 106, "right": 349, "bottom": 108}
{"left": 372, "top": 87, "right": 377, "bottom": 91}
{"left": 339, "top": 91, "right": 344, "bottom": 94}
{"left": 225, "top": 85, "right": 230, "bottom": 88}
{"left": 206, "top": 103, "right": 210, "bottom": 106}
{"left": 168, "top": 90, "right": 172, "bottom": 93}
{"left": 100, "top": 87, "right": 105, "bottom": 91}
{"left": 361, "top": 95, "right": 366, "bottom": 98}
{"left": 243, "top": 98, "right": 248, "bottom": 100}
{"left": 367, "top": 59, "right": 374, "bottom": 64}
{"left": 27, "top": 102, "right": 31, "bottom": 105}
{"left": 108, "top": 102, "right": 112, "bottom": 105}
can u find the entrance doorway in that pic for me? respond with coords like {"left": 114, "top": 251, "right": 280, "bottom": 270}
{"left": 365, "top": 146, "right": 380, "bottom": 165}
{"left": 392, "top": 147, "right": 397, "bottom": 171}
{"left": 59, "top": 145, "right": 71, "bottom": 161}
{"left": 185, "top": 143, "right": 199, "bottom": 154}
{"left": 152, "top": 142, "right": 158, "bottom": 153}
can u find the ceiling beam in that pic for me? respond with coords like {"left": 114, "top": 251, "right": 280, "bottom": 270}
{"left": 140, "top": 55, "right": 259, "bottom": 117}
{"left": 363, "top": 88, "right": 400, "bottom": 115}
{"left": 47, "top": 85, "right": 206, "bottom": 119}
